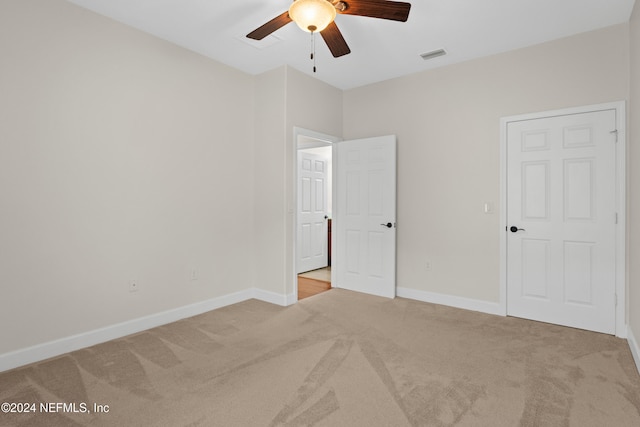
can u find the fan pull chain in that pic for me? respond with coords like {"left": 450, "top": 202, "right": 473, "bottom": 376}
{"left": 310, "top": 31, "right": 317, "bottom": 73}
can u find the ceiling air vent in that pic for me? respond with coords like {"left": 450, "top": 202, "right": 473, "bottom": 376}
{"left": 420, "top": 49, "right": 447, "bottom": 61}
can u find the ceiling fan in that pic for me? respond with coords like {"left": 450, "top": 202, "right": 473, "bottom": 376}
{"left": 247, "top": 0, "right": 412, "bottom": 58}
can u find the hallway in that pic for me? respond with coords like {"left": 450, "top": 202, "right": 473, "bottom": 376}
{"left": 297, "top": 267, "right": 331, "bottom": 300}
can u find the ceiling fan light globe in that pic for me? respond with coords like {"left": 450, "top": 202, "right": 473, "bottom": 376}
{"left": 289, "top": 0, "right": 336, "bottom": 33}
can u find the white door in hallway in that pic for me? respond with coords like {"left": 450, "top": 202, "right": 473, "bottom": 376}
{"left": 297, "top": 151, "right": 329, "bottom": 273}
{"left": 334, "top": 135, "right": 396, "bottom": 299}
{"left": 506, "top": 109, "right": 618, "bottom": 334}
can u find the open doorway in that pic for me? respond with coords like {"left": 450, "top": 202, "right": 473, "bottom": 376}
{"left": 293, "top": 129, "right": 398, "bottom": 301}
{"left": 294, "top": 128, "right": 338, "bottom": 300}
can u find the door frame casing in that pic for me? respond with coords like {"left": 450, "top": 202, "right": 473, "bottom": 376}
{"left": 499, "top": 101, "right": 627, "bottom": 337}
{"left": 292, "top": 127, "right": 341, "bottom": 302}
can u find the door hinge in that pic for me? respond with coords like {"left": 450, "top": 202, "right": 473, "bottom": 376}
{"left": 610, "top": 129, "right": 618, "bottom": 143}
{"left": 614, "top": 293, "right": 618, "bottom": 307}
{"left": 615, "top": 212, "right": 618, "bottom": 224}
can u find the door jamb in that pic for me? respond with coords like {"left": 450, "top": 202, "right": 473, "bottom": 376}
{"left": 292, "top": 127, "right": 341, "bottom": 302}
{"left": 499, "top": 101, "right": 627, "bottom": 337}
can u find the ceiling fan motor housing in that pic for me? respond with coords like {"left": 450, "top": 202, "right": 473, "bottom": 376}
{"left": 289, "top": 0, "right": 337, "bottom": 34}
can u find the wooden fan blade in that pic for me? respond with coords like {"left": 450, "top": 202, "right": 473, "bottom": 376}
{"left": 320, "top": 21, "right": 351, "bottom": 58}
{"left": 339, "top": 0, "right": 411, "bottom": 22}
{"left": 247, "top": 11, "right": 292, "bottom": 40}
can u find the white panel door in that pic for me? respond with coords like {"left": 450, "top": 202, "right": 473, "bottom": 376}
{"left": 334, "top": 135, "right": 396, "bottom": 298}
{"left": 297, "top": 151, "right": 329, "bottom": 273}
{"left": 507, "top": 109, "right": 617, "bottom": 334}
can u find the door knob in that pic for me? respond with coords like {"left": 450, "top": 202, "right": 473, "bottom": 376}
{"left": 324, "top": 215, "right": 328, "bottom": 220}
{"left": 510, "top": 226, "right": 525, "bottom": 233}
{"left": 381, "top": 222, "right": 393, "bottom": 228}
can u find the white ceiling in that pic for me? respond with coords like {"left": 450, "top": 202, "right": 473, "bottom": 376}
{"left": 66, "top": 0, "right": 636, "bottom": 90}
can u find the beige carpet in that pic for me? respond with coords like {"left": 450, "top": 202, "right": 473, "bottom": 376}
{"left": 1, "top": 289, "right": 639, "bottom": 426}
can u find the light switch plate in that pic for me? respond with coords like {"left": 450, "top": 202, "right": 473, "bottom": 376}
{"left": 483, "top": 202, "right": 495, "bottom": 214}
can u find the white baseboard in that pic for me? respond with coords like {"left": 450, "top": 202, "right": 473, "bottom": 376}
{"left": 252, "top": 288, "right": 297, "bottom": 307}
{"left": 0, "top": 287, "right": 288, "bottom": 373}
{"left": 627, "top": 326, "right": 640, "bottom": 376}
{"left": 4, "top": 286, "right": 634, "bottom": 375}
{"left": 397, "top": 287, "right": 503, "bottom": 316}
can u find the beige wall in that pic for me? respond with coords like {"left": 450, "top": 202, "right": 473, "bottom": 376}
{"left": 253, "top": 67, "right": 287, "bottom": 296}
{"left": 343, "top": 24, "right": 630, "bottom": 303}
{"left": 1, "top": 0, "right": 636, "bottom": 362}
{"left": 629, "top": 3, "right": 640, "bottom": 338}
{"left": 285, "top": 67, "right": 343, "bottom": 296}
{"left": 252, "top": 66, "right": 343, "bottom": 298}
{"left": 0, "top": 0, "right": 255, "bottom": 354}
{"left": 0, "top": 1, "right": 343, "bottom": 358}
{"left": 252, "top": 65, "right": 345, "bottom": 298}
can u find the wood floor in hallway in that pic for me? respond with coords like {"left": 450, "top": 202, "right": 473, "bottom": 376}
{"left": 297, "top": 267, "right": 331, "bottom": 300}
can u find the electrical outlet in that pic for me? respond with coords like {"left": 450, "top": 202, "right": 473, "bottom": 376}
{"left": 129, "top": 280, "right": 139, "bottom": 293}
{"left": 425, "top": 261, "right": 432, "bottom": 272}
{"left": 190, "top": 269, "right": 198, "bottom": 281}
